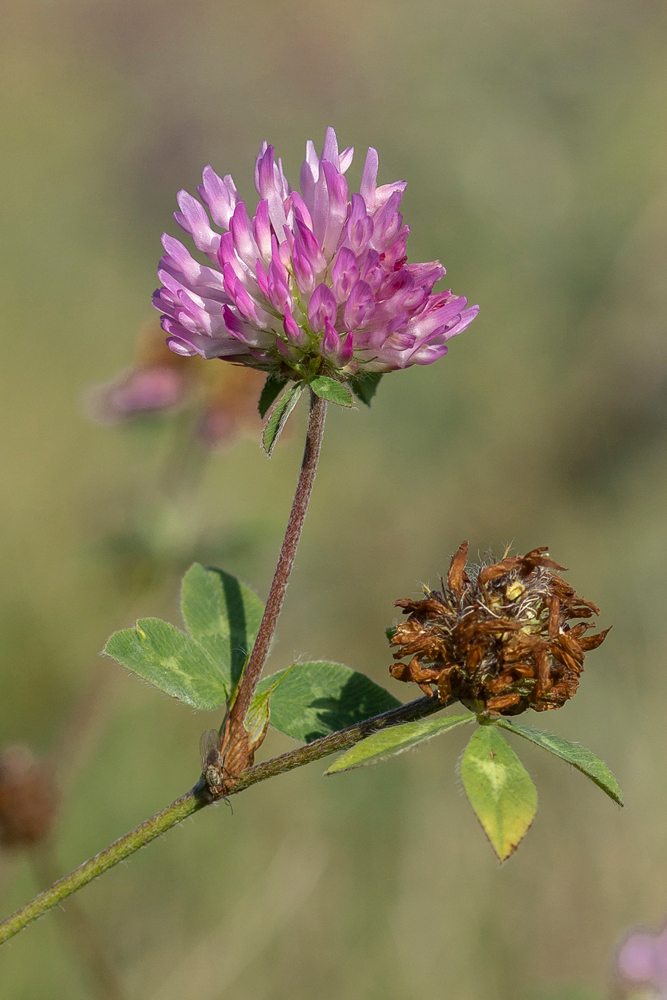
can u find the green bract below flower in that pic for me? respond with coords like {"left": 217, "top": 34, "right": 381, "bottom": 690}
{"left": 153, "top": 127, "right": 479, "bottom": 386}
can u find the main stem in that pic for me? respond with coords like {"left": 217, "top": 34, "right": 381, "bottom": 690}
{"left": 0, "top": 694, "right": 450, "bottom": 945}
{"left": 226, "top": 390, "right": 327, "bottom": 737}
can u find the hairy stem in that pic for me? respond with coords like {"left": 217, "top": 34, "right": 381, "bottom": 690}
{"left": 223, "top": 392, "right": 327, "bottom": 755}
{"left": 0, "top": 693, "right": 450, "bottom": 945}
{"left": 31, "top": 845, "right": 128, "bottom": 1000}
{"left": 0, "top": 790, "right": 202, "bottom": 946}
{"left": 229, "top": 693, "right": 451, "bottom": 794}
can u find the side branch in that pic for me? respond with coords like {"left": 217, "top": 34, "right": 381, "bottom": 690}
{"left": 0, "top": 693, "right": 450, "bottom": 945}
{"left": 228, "top": 692, "right": 451, "bottom": 795}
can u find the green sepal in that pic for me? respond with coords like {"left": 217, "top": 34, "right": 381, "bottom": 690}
{"left": 255, "top": 660, "right": 401, "bottom": 743}
{"left": 245, "top": 666, "right": 295, "bottom": 743}
{"left": 104, "top": 617, "right": 229, "bottom": 711}
{"left": 243, "top": 688, "right": 271, "bottom": 747}
{"left": 309, "top": 376, "right": 353, "bottom": 407}
{"left": 350, "top": 372, "right": 383, "bottom": 407}
{"left": 325, "top": 713, "right": 474, "bottom": 774}
{"left": 258, "top": 374, "right": 289, "bottom": 419}
{"left": 459, "top": 724, "right": 538, "bottom": 863}
{"left": 262, "top": 382, "right": 305, "bottom": 456}
{"left": 180, "top": 563, "right": 264, "bottom": 697}
{"left": 497, "top": 718, "right": 624, "bottom": 806}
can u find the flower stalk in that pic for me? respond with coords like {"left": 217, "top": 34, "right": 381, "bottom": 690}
{"left": 219, "top": 389, "right": 327, "bottom": 777}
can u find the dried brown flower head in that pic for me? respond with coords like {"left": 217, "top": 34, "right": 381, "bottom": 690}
{"left": 0, "top": 746, "right": 58, "bottom": 848}
{"left": 389, "top": 542, "right": 610, "bottom": 716}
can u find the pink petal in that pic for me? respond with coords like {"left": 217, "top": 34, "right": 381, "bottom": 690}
{"left": 332, "top": 247, "right": 359, "bottom": 303}
{"left": 308, "top": 283, "right": 338, "bottom": 333}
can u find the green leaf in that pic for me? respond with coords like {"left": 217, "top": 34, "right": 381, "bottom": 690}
{"left": 325, "top": 713, "right": 474, "bottom": 774}
{"left": 180, "top": 563, "right": 264, "bottom": 696}
{"left": 262, "top": 382, "right": 305, "bottom": 456}
{"left": 459, "top": 725, "right": 538, "bottom": 862}
{"left": 255, "top": 660, "right": 401, "bottom": 742}
{"left": 104, "top": 618, "right": 228, "bottom": 711}
{"left": 350, "top": 372, "right": 384, "bottom": 407}
{"left": 497, "top": 718, "right": 624, "bottom": 806}
{"left": 258, "top": 374, "right": 289, "bottom": 419}
{"left": 309, "top": 376, "right": 353, "bottom": 407}
{"left": 104, "top": 564, "right": 264, "bottom": 711}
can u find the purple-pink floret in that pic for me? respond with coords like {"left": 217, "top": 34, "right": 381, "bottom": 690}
{"left": 153, "top": 127, "right": 479, "bottom": 378}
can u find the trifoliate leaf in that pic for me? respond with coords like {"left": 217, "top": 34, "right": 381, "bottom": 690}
{"left": 309, "top": 377, "right": 353, "bottom": 407}
{"left": 350, "top": 372, "right": 383, "bottom": 407}
{"left": 497, "top": 718, "right": 623, "bottom": 806}
{"left": 459, "top": 724, "right": 538, "bottom": 863}
{"left": 255, "top": 660, "right": 401, "bottom": 742}
{"left": 262, "top": 382, "right": 305, "bottom": 456}
{"left": 258, "top": 374, "right": 289, "bottom": 419}
{"left": 326, "top": 713, "right": 474, "bottom": 774}
{"left": 104, "top": 618, "right": 228, "bottom": 711}
{"left": 104, "top": 564, "right": 264, "bottom": 711}
{"left": 180, "top": 563, "right": 264, "bottom": 696}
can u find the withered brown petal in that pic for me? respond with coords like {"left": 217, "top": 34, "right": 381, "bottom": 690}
{"left": 437, "top": 669, "right": 453, "bottom": 701}
{"left": 487, "top": 692, "right": 522, "bottom": 711}
{"left": 465, "top": 643, "right": 485, "bottom": 671}
{"left": 447, "top": 541, "right": 470, "bottom": 597}
{"left": 567, "top": 623, "right": 593, "bottom": 640}
{"left": 395, "top": 599, "right": 423, "bottom": 614}
{"left": 508, "top": 663, "right": 536, "bottom": 678}
{"left": 549, "top": 576, "right": 577, "bottom": 600}
{"left": 566, "top": 606, "right": 597, "bottom": 620}
{"left": 486, "top": 672, "right": 516, "bottom": 694}
{"left": 473, "top": 619, "right": 523, "bottom": 635}
{"left": 520, "top": 548, "right": 567, "bottom": 574}
{"left": 389, "top": 662, "right": 414, "bottom": 682}
{"left": 578, "top": 627, "right": 611, "bottom": 651}
{"left": 420, "top": 599, "right": 449, "bottom": 616}
{"left": 556, "top": 632, "right": 585, "bottom": 664}
{"left": 399, "top": 656, "right": 441, "bottom": 685}
{"left": 576, "top": 598, "right": 601, "bottom": 616}
{"left": 478, "top": 557, "right": 522, "bottom": 585}
{"left": 550, "top": 646, "right": 582, "bottom": 675}
{"left": 535, "top": 646, "right": 551, "bottom": 695}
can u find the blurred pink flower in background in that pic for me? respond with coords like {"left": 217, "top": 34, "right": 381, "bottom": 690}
{"left": 89, "top": 366, "right": 186, "bottom": 421}
{"left": 153, "top": 127, "right": 478, "bottom": 378}
{"left": 87, "top": 321, "right": 264, "bottom": 448}
{"left": 617, "top": 923, "right": 667, "bottom": 998}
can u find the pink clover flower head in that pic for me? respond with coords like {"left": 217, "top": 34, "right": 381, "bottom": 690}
{"left": 153, "top": 127, "right": 479, "bottom": 382}
{"left": 617, "top": 924, "right": 667, "bottom": 997}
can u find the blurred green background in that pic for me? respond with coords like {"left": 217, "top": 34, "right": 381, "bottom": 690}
{"left": 2, "top": 0, "right": 667, "bottom": 997}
